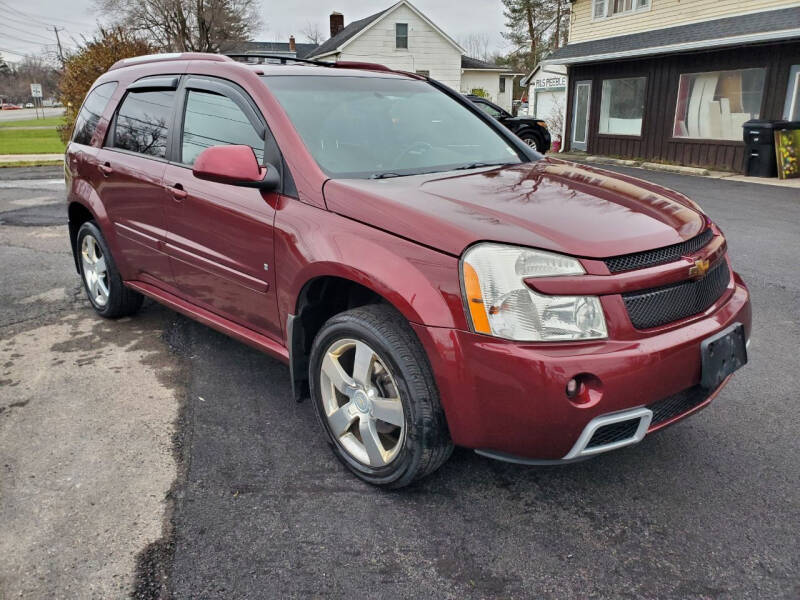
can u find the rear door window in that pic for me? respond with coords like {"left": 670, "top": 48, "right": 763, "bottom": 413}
{"left": 180, "top": 90, "right": 264, "bottom": 165}
{"left": 111, "top": 90, "right": 176, "bottom": 158}
{"left": 72, "top": 82, "right": 118, "bottom": 145}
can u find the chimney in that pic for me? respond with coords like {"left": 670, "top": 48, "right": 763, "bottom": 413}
{"left": 330, "top": 12, "right": 344, "bottom": 38}
{"left": 289, "top": 35, "right": 296, "bottom": 52}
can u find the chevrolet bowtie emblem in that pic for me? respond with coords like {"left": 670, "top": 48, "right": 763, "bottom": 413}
{"left": 689, "top": 258, "right": 710, "bottom": 278}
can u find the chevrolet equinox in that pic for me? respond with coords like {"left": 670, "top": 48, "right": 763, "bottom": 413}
{"left": 65, "top": 53, "right": 751, "bottom": 488}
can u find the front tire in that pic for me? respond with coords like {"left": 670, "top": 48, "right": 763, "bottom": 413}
{"left": 76, "top": 221, "right": 143, "bottom": 318}
{"left": 309, "top": 305, "right": 453, "bottom": 488}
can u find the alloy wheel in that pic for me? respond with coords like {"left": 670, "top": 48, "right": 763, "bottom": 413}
{"left": 319, "top": 338, "right": 405, "bottom": 467}
{"left": 81, "top": 234, "right": 109, "bottom": 307}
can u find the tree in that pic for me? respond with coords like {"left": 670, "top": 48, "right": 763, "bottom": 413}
{"left": 94, "top": 0, "right": 262, "bottom": 52}
{"left": 0, "top": 53, "right": 11, "bottom": 77}
{"left": 300, "top": 20, "right": 324, "bottom": 45}
{"left": 459, "top": 33, "right": 491, "bottom": 61}
{"left": 500, "top": 0, "right": 571, "bottom": 72}
{"left": 58, "top": 27, "right": 155, "bottom": 142}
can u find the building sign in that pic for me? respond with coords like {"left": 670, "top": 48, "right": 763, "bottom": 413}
{"left": 30, "top": 83, "right": 43, "bottom": 98}
{"left": 533, "top": 75, "right": 567, "bottom": 90}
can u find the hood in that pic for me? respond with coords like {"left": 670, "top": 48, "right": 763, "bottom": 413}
{"left": 322, "top": 159, "right": 706, "bottom": 258}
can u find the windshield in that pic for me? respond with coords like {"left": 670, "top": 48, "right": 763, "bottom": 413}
{"left": 262, "top": 75, "right": 524, "bottom": 178}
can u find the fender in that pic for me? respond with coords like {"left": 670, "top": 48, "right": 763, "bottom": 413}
{"left": 67, "top": 176, "right": 121, "bottom": 271}
{"left": 274, "top": 197, "right": 468, "bottom": 334}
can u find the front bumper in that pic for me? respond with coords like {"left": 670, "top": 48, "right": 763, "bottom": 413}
{"left": 412, "top": 271, "right": 751, "bottom": 461}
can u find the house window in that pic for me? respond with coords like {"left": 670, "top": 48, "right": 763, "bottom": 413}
{"left": 593, "top": 0, "right": 650, "bottom": 19}
{"left": 599, "top": 77, "right": 646, "bottom": 136}
{"left": 673, "top": 68, "right": 766, "bottom": 140}
{"left": 499, "top": 77, "right": 506, "bottom": 94}
{"left": 396, "top": 23, "right": 408, "bottom": 49}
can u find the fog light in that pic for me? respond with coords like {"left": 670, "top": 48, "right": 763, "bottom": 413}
{"left": 566, "top": 378, "right": 579, "bottom": 398}
{"left": 565, "top": 373, "right": 603, "bottom": 407}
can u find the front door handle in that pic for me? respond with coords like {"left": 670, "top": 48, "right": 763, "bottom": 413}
{"left": 168, "top": 184, "right": 187, "bottom": 201}
{"left": 98, "top": 162, "right": 113, "bottom": 176}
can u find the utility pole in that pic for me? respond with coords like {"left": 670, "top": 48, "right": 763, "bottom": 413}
{"left": 52, "top": 26, "right": 65, "bottom": 66}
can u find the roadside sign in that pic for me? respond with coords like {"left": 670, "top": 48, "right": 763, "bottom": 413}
{"left": 30, "top": 83, "right": 43, "bottom": 98}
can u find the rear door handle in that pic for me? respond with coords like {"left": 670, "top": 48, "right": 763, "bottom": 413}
{"left": 168, "top": 184, "right": 187, "bottom": 201}
{"left": 98, "top": 163, "right": 113, "bottom": 176}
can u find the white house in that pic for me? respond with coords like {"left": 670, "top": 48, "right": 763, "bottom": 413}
{"left": 521, "top": 63, "right": 567, "bottom": 132}
{"left": 301, "top": 1, "right": 521, "bottom": 111}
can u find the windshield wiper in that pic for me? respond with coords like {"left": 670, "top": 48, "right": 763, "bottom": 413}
{"left": 370, "top": 171, "right": 403, "bottom": 179}
{"left": 453, "top": 161, "right": 512, "bottom": 171}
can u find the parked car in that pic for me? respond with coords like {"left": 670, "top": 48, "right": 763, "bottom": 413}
{"left": 466, "top": 94, "right": 551, "bottom": 153}
{"left": 65, "top": 53, "right": 751, "bottom": 488}
{"left": 24, "top": 102, "right": 34, "bottom": 108}
{"left": 1, "top": 103, "right": 22, "bottom": 110}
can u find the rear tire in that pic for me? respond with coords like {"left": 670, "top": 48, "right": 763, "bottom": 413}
{"left": 518, "top": 128, "right": 546, "bottom": 153}
{"left": 309, "top": 304, "right": 453, "bottom": 488}
{"left": 76, "top": 221, "right": 143, "bottom": 318}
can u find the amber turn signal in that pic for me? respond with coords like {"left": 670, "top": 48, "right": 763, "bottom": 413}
{"left": 463, "top": 262, "right": 491, "bottom": 334}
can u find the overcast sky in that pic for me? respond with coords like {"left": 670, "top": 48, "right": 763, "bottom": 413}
{"left": 1, "top": 0, "right": 510, "bottom": 63}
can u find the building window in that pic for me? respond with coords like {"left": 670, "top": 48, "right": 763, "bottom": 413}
{"left": 396, "top": 23, "right": 408, "bottom": 49}
{"left": 499, "top": 77, "right": 506, "bottom": 94}
{"left": 784, "top": 65, "right": 800, "bottom": 120}
{"left": 593, "top": 0, "right": 650, "bottom": 19}
{"left": 599, "top": 77, "right": 646, "bottom": 136}
{"left": 673, "top": 68, "right": 766, "bottom": 140}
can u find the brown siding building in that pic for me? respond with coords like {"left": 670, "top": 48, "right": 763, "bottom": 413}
{"left": 545, "top": 1, "right": 800, "bottom": 173}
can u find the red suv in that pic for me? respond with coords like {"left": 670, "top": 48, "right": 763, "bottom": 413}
{"left": 65, "top": 53, "right": 751, "bottom": 487}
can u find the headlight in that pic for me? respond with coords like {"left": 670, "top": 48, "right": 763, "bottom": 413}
{"left": 461, "top": 243, "right": 607, "bottom": 341}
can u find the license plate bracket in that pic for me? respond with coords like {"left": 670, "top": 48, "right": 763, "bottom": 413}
{"left": 701, "top": 323, "right": 747, "bottom": 389}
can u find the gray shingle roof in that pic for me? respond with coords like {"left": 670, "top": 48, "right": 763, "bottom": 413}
{"left": 461, "top": 55, "right": 507, "bottom": 70}
{"left": 307, "top": 8, "right": 392, "bottom": 58}
{"left": 225, "top": 41, "right": 320, "bottom": 59}
{"left": 545, "top": 6, "right": 800, "bottom": 64}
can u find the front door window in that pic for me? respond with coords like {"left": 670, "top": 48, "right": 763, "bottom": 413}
{"left": 572, "top": 81, "right": 591, "bottom": 150}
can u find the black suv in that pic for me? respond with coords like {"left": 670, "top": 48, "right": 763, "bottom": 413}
{"left": 465, "top": 94, "right": 551, "bottom": 154}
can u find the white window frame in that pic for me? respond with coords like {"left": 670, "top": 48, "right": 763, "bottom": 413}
{"left": 395, "top": 23, "right": 409, "bottom": 49}
{"left": 592, "top": 0, "right": 651, "bottom": 21}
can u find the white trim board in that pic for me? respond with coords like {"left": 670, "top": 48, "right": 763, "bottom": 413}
{"left": 543, "top": 28, "right": 800, "bottom": 65}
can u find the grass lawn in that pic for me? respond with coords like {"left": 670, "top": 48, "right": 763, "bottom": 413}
{"left": 0, "top": 116, "right": 65, "bottom": 129}
{"left": 0, "top": 127, "right": 66, "bottom": 154}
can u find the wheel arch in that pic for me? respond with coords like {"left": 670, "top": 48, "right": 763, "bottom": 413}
{"left": 67, "top": 200, "right": 97, "bottom": 273}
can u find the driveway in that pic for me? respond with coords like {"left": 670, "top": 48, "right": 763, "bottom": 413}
{"left": 1, "top": 165, "right": 798, "bottom": 599}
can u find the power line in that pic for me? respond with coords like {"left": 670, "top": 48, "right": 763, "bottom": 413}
{"left": 0, "top": 1, "right": 92, "bottom": 28}
{"left": 0, "top": 24, "right": 54, "bottom": 44}
{"left": 0, "top": 29, "right": 54, "bottom": 47}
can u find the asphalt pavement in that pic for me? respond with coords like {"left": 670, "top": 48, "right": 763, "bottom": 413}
{"left": 1, "top": 165, "right": 798, "bottom": 599}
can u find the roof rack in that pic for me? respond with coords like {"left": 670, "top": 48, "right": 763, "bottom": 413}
{"left": 225, "top": 53, "right": 425, "bottom": 79}
{"left": 109, "top": 52, "right": 233, "bottom": 71}
{"left": 108, "top": 52, "right": 426, "bottom": 81}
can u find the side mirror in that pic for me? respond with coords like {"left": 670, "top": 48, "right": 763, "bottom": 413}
{"left": 192, "top": 145, "right": 280, "bottom": 191}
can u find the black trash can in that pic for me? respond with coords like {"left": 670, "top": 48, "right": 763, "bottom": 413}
{"left": 742, "top": 119, "right": 788, "bottom": 177}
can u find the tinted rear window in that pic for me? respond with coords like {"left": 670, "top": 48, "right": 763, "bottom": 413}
{"left": 111, "top": 90, "right": 175, "bottom": 158}
{"left": 72, "top": 82, "right": 118, "bottom": 145}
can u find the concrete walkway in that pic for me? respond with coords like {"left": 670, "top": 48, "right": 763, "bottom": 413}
{"left": 0, "top": 154, "right": 63, "bottom": 164}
